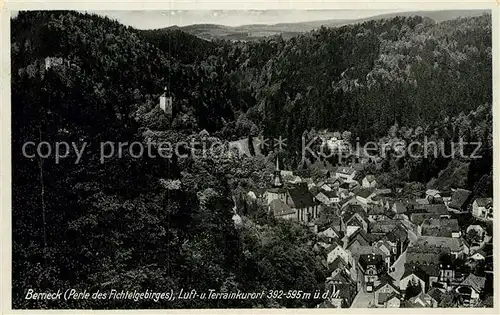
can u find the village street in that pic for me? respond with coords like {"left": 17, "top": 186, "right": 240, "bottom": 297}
{"left": 350, "top": 289, "right": 374, "bottom": 308}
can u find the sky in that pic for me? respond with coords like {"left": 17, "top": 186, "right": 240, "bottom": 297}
{"left": 83, "top": 10, "right": 405, "bottom": 29}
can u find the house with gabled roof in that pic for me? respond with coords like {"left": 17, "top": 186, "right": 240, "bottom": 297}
{"left": 318, "top": 226, "right": 341, "bottom": 241}
{"left": 427, "top": 288, "right": 444, "bottom": 305}
{"left": 336, "top": 166, "right": 357, "bottom": 181}
{"left": 410, "top": 212, "right": 443, "bottom": 226}
{"left": 456, "top": 273, "right": 486, "bottom": 306}
{"left": 415, "top": 203, "right": 449, "bottom": 215}
{"left": 358, "top": 253, "right": 386, "bottom": 292}
{"left": 415, "top": 198, "right": 429, "bottom": 206}
{"left": 413, "top": 263, "right": 441, "bottom": 290}
{"left": 392, "top": 201, "right": 407, "bottom": 214}
{"left": 328, "top": 256, "right": 349, "bottom": 275}
{"left": 370, "top": 220, "right": 398, "bottom": 234}
{"left": 374, "top": 240, "right": 394, "bottom": 257}
{"left": 345, "top": 228, "right": 371, "bottom": 252}
{"left": 380, "top": 293, "right": 401, "bottom": 308}
{"left": 415, "top": 236, "right": 465, "bottom": 258}
{"left": 469, "top": 249, "right": 486, "bottom": 261}
{"left": 351, "top": 244, "right": 391, "bottom": 270}
{"left": 345, "top": 218, "right": 363, "bottom": 238}
{"left": 340, "top": 196, "right": 366, "bottom": 210}
{"left": 471, "top": 197, "right": 493, "bottom": 220}
{"left": 385, "top": 224, "right": 409, "bottom": 257}
{"left": 420, "top": 218, "right": 461, "bottom": 238}
{"left": 362, "top": 175, "right": 378, "bottom": 188}
{"left": 315, "top": 190, "right": 339, "bottom": 205}
{"left": 268, "top": 199, "right": 296, "bottom": 220}
{"left": 356, "top": 187, "right": 376, "bottom": 204}
{"left": 342, "top": 204, "right": 369, "bottom": 232}
{"left": 367, "top": 204, "right": 391, "bottom": 221}
{"left": 407, "top": 245, "right": 444, "bottom": 265}
{"left": 406, "top": 292, "right": 438, "bottom": 308}
{"left": 400, "top": 265, "right": 429, "bottom": 293}
{"left": 373, "top": 274, "right": 401, "bottom": 306}
{"left": 447, "top": 188, "right": 472, "bottom": 212}
{"left": 324, "top": 270, "right": 358, "bottom": 308}
{"left": 327, "top": 242, "right": 353, "bottom": 266}
{"left": 425, "top": 189, "right": 442, "bottom": 200}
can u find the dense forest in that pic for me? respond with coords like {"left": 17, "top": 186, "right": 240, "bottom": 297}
{"left": 11, "top": 10, "right": 492, "bottom": 308}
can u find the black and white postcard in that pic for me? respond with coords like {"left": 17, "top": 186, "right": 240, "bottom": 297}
{"left": 1, "top": 0, "right": 498, "bottom": 312}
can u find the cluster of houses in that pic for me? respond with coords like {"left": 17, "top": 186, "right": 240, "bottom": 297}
{"left": 247, "top": 158, "right": 493, "bottom": 308}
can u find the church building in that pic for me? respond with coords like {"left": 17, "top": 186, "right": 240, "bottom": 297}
{"left": 266, "top": 158, "right": 320, "bottom": 223}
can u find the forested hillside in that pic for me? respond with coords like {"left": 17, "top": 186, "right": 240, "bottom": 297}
{"left": 222, "top": 15, "right": 492, "bottom": 145}
{"left": 11, "top": 10, "right": 492, "bottom": 309}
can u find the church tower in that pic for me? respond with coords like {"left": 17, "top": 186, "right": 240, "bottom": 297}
{"left": 273, "top": 157, "right": 284, "bottom": 188}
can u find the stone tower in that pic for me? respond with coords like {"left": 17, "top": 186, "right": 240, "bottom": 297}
{"left": 159, "top": 87, "right": 173, "bottom": 116}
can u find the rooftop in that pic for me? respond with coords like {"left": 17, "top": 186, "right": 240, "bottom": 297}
{"left": 269, "top": 199, "right": 295, "bottom": 216}
{"left": 374, "top": 274, "right": 399, "bottom": 292}
{"left": 460, "top": 273, "right": 486, "bottom": 293}
{"left": 415, "top": 236, "right": 462, "bottom": 252}
{"left": 402, "top": 265, "right": 430, "bottom": 281}
{"left": 448, "top": 189, "right": 472, "bottom": 210}
{"left": 386, "top": 224, "right": 408, "bottom": 242}
{"left": 288, "top": 185, "right": 317, "bottom": 208}
{"left": 393, "top": 201, "right": 407, "bottom": 214}
{"left": 415, "top": 203, "right": 448, "bottom": 214}
{"left": 370, "top": 220, "right": 399, "bottom": 234}
{"left": 475, "top": 197, "right": 493, "bottom": 207}
{"left": 427, "top": 287, "right": 444, "bottom": 303}
{"left": 410, "top": 212, "right": 442, "bottom": 226}
{"left": 421, "top": 218, "right": 460, "bottom": 237}
{"left": 357, "top": 187, "right": 376, "bottom": 199}
{"left": 407, "top": 246, "right": 450, "bottom": 265}
{"left": 358, "top": 253, "right": 384, "bottom": 271}
{"left": 364, "top": 175, "right": 376, "bottom": 183}
{"left": 323, "top": 190, "right": 338, "bottom": 198}
{"left": 367, "top": 204, "right": 387, "bottom": 215}
{"left": 337, "top": 166, "right": 356, "bottom": 175}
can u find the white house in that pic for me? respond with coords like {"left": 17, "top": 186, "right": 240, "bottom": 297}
{"left": 247, "top": 191, "right": 257, "bottom": 200}
{"left": 315, "top": 190, "right": 339, "bottom": 205}
{"left": 471, "top": 198, "right": 493, "bottom": 220}
{"left": 456, "top": 274, "right": 486, "bottom": 307}
{"left": 327, "top": 244, "right": 353, "bottom": 265}
{"left": 280, "top": 170, "right": 294, "bottom": 177}
{"left": 373, "top": 277, "right": 401, "bottom": 306}
{"left": 362, "top": 175, "right": 377, "bottom": 188}
{"left": 44, "top": 56, "right": 64, "bottom": 70}
{"left": 469, "top": 250, "right": 486, "bottom": 261}
{"left": 336, "top": 167, "right": 357, "bottom": 181}
{"left": 408, "top": 292, "right": 438, "bottom": 308}
{"left": 319, "top": 227, "right": 340, "bottom": 240}
{"left": 319, "top": 183, "right": 333, "bottom": 191}
{"left": 425, "top": 189, "right": 441, "bottom": 199}
{"left": 346, "top": 226, "right": 360, "bottom": 238}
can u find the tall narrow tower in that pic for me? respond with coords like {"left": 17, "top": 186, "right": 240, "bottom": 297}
{"left": 159, "top": 87, "right": 173, "bottom": 116}
{"left": 273, "top": 157, "right": 284, "bottom": 188}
